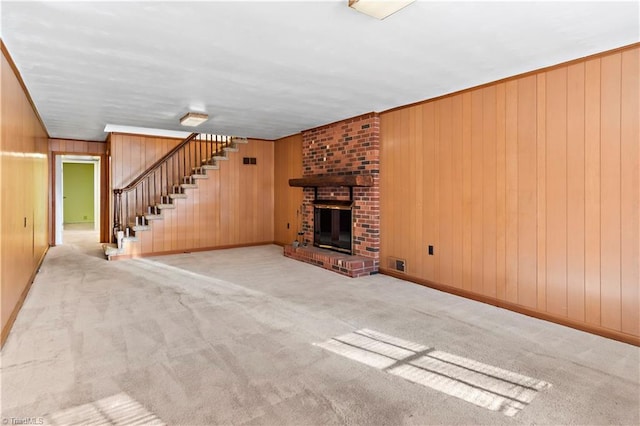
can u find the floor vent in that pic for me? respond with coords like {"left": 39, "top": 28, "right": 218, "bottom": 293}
{"left": 388, "top": 257, "right": 406, "bottom": 272}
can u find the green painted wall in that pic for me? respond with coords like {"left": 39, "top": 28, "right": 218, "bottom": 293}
{"left": 63, "top": 162, "right": 94, "bottom": 223}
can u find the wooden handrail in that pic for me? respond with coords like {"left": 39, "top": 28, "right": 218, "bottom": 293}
{"left": 120, "top": 132, "right": 198, "bottom": 192}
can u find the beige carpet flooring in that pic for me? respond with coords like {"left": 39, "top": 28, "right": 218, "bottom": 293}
{"left": 1, "top": 237, "right": 638, "bottom": 425}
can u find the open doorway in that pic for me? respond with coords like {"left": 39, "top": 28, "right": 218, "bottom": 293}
{"left": 55, "top": 155, "right": 101, "bottom": 245}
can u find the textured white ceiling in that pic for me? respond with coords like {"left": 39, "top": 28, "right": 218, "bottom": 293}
{"left": 2, "top": 1, "right": 638, "bottom": 141}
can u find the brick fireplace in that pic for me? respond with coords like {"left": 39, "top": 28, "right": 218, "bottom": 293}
{"left": 284, "top": 113, "right": 380, "bottom": 277}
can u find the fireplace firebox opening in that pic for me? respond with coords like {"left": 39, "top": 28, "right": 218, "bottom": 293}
{"left": 314, "top": 201, "right": 352, "bottom": 254}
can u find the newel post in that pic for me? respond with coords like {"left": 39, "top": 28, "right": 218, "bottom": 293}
{"left": 113, "top": 189, "right": 123, "bottom": 239}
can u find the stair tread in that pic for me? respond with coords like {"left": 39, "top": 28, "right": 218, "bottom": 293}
{"left": 180, "top": 183, "right": 198, "bottom": 189}
{"left": 201, "top": 164, "right": 219, "bottom": 170}
{"left": 157, "top": 204, "right": 175, "bottom": 209}
{"left": 103, "top": 243, "right": 122, "bottom": 257}
{"left": 129, "top": 224, "right": 150, "bottom": 231}
{"left": 192, "top": 174, "right": 209, "bottom": 179}
{"left": 169, "top": 193, "right": 187, "bottom": 199}
{"left": 144, "top": 214, "right": 163, "bottom": 220}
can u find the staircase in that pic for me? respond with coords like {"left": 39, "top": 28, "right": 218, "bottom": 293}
{"left": 103, "top": 133, "right": 248, "bottom": 259}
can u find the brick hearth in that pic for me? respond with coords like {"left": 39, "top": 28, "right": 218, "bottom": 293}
{"left": 284, "top": 244, "right": 377, "bottom": 278}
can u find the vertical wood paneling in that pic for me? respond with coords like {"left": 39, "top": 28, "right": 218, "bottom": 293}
{"left": 451, "top": 95, "right": 464, "bottom": 289}
{"left": 584, "top": 58, "right": 602, "bottom": 326}
{"left": 376, "top": 45, "right": 639, "bottom": 342}
{"left": 423, "top": 104, "right": 436, "bottom": 280}
{"left": 566, "top": 63, "right": 586, "bottom": 322}
{"left": 386, "top": 111, "right": 398, "bottom": 265}
{"left": 274, "top": 135, "right": 304, "bottom": 245}
{"left": 470, "top": 90, "right": 484, "bottom": 294}
{"left": 259, "top": 141, "right": 274, "bottom": 242}
{"left": 49, "top": 139, "right": 107, "bottom": 155}
{"left": 439, "top": 97, "right": 454, "bottom": 286}
{"left": 600, "top": 54, "right": 622, "bottom": 331}
{"left": 413, "top": 105, "right": 425, "bottom": 278}
{"left": 193, "top": 174, "right": 202, "bottom": 247}
{"left": 153, "top": 211, "right": 166, "bottom": 253}
{"left": 495, "top": 84, "right": 507, "bottom": 300}
{"left": 462, "top": 93, "right": 473, "bottom": 291}
{"left": 230, "top": 148, "right": 239, "bottom": 244}
{"left": 505, "top": 81, "right": 519, "bottom": 304}
{"left": 482, "top": 86, "right": 497, "bottom": 298}
{"left": 380, "top": 114, "right": 391, "bottom": 266}
{"left": 536, "top": 73, "right": 547, "bottom": 312}
{"left": 620, "top": 49, "right": 640, "bottom": 337}
{"left": 129, "top": 136, "right": 141, "bottom": 188}
{"left": 408, "top": 107, "right": 420, "bottom": 276}
{"left": 1, "top": 47, "right": 49, "bottom": 346}
{"left": 210, "top": 169, "right": 219, "bottom": 247}
{"left": 433, "top": 104, "right": 441, "bottom": 281}
{"left": 516, "top": 76, "right": 538, "bottom": 309}
{"left": 390, "top": 109, "right": 403, "bottom": 268}
{"left": 545, "top": 67, "right": 568, "bottom": 317}
{"left": 396, "top": 108, "right": 414, "bottom": 274}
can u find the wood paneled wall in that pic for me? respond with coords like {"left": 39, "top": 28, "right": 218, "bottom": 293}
{"left": 110, "top": 133, "right": 182, "bottom": 189}
{"left": 109, "top": 133, "right": 183, "bottom": 240}
{"left": 110, "top": 134, "right": 274, "bottom": 254}
{"left": 49, "top": 138, "right": 107, "bottom": 155}
{"left": 274, "top": 133, "right": 304, "bottom": 245}
{"left": 1, "top": 44, "right": 49, "bottom": 347}
{"left": 380, "top": 45, "right": 639, "bottom": 343}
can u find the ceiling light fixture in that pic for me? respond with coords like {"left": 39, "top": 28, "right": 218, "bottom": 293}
{"left": 348, "top": 0, "right": 415, "bottom": 20}
{"left": 180, "top": 112, "right": 208, "bottom": 127}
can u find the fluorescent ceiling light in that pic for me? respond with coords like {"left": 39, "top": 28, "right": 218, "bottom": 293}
{"left": 180, "top": 112, "right": 209, "bottom": 127}
{"left": 348, "top": 0, "right": 415, "bottom": 20}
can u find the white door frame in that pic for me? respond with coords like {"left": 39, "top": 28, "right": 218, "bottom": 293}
{"left": 55, "top": 155, "right": 101, "bottom": 244}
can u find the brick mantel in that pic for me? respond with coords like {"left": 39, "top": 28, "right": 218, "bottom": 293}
{"left": 298, "top": 113, "right": 380, "bottom": 271}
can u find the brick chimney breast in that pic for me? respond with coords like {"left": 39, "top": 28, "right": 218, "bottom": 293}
{"left": 301, "top": 113, "right": 380, "bottom": 269}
